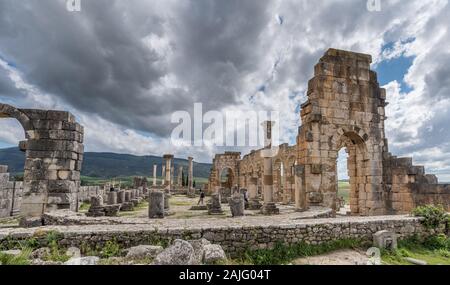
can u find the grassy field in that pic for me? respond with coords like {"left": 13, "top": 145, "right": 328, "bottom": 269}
{"left": 338, "top": 181, "right": 350, "bottom": 203}
{"left": 81, "top": 176, "right": 209, "bottom": 188}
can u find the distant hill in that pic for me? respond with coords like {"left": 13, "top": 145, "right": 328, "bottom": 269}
{"left": 0, "top": 147, "right": 212, "bottom": 179}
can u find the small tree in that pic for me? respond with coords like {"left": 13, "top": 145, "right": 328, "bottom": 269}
{"left": 181, "top": 172, "right": 186, "bottom": 187}
{"left": 193, "top": 180, "right": 196, "bottom": 188}
{"left": 412, "top": 205, "right": 449, "bottom": 230}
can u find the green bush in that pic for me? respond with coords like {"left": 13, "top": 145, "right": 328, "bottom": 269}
{"left": 423, "top": 234, "right": 449, "bottom": 250}
{"left": 0, "top": 248, "right": 32, "bottom": 265}
{"left": 101, "top": 240, "right": 121, "bottom": 258}
{"left": 412, "top": 205, "right": 449, "bottom": 229}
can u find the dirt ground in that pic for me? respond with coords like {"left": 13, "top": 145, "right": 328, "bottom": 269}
{"left": 292, "top": 249, "right": 371, "bottom": 265}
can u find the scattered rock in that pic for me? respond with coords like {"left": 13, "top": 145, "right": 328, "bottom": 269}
{"left": 0, "top": 249, "right": 21, "bottom": 256}
{"left": 125, "top": 245, "right": 163, "bottom": 260}
{"left": 66, "top": 247, "right": 81, "bottom": 258}
{"left": 31, "top": 259, "right": 63, "bottom": 266}
{"left": 153, "top": 239, "right": 195, "bottom": 265}
{"left": 19, "top": 217, "right": 43, "bottom": 228}
{"left": 64, "top": 256, "right": 100, "bottom": 265}
{"left": 188, "top": 238, "right": 211, "bottom": 264}
{"left": 405, "top": 257, "right": 427, "bottom": 265}
{"left": 31, "top": 248, "right": 51, "bottom": 259}
{"left": 203, "top": 244, "right": 227, "bottom": 265}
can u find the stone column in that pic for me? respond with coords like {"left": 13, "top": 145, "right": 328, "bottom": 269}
{"left": 149, "top": 191, "right": 164, "bottom": 219}
{"left": 161, "top": 165, "right": 166, "bottom": 186}
{"left": 260, "top": 121, "right": 279, "bottom": 215}
{"left": 177, "top": 166, "right": 183, "bottom": 187}
{"left": 294, "top": 165, "right": 308, "bottom": 212}
{"left": 153, "top": 164, "right": 157, "bottom": 187}
{"left": 117, "top": 190, "right": 125, "bottom": 204}
{"left": 107, "top": 192, "right": 117, "bottom": 205}
{"left": 163, "top": 154, "right": 174, "bottom": 191}
{"left": 248, "top": 177, "right": 262, "bottom": 210}
{"left": 171, "top": 166, "right": 175, "bottom": 189}
{"left": 188, "top": 157, "right": 194, "bottom": 196}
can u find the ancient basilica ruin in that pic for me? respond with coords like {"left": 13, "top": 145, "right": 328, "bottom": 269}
{"left": 206, "top": 49, "right": 450, "bottom": 216}
{"left": 0, "top": 49, "right": 449, "bottom": 222}
{"left": 0, "top": 49, "right": 449, "bottom": 263}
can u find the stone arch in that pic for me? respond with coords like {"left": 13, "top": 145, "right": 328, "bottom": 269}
{"left": 297, "top": 49, "right": 386, "bottom": 216}
{"left": 219, "top": 167, "right": 235, "bottom": 190}
{"left": 330, "top": 130, "right": 371, "bottom": 214}
{"left": 0, "top": 103, "right": 35, "bottom": 139}
{"left": 0, "top": 103, "right": 84, "bottom": 218}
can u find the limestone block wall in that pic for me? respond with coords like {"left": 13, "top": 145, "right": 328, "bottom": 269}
{"left": 78, "top": 186, "right": 104, "bottom": 203}
{"left": 383, "top": 155, "right": 450, "bottom": 213}
{"left": 0, "top": 103, "right": 84, "bottom": 217}
{"left": 0, "top": 216, "right": 431, "bottom": 258}
{"left": 0, "top": 166, "right": 23, "bottom": 218}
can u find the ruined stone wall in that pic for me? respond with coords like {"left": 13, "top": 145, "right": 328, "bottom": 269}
{"left": 78, "top": 186, "right": 104, "bottom": 204}
{"left": 0, "top": 166, "right": 23, "bottom": 218}
{"left": 1, "top": 216, "right": 430, "bottom": 258}
{"left": 383, "top": 155, "right": 450, "bottom": 213}
{"left": 205, "top": 48, "right": 449, "bottom": 215}
{"left": 297, "top": 49, "right": 387, "bottom": 215}
{"left": 0, "top": 104, "right": 84, "bottom": 217}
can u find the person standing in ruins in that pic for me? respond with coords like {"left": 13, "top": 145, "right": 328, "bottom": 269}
{"left": 198, "top": 190, "right": 205, "bottom": 205}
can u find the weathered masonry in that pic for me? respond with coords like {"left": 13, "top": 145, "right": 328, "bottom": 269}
{"left": 0, "top": 103, "right": 84, "bottom": 217}
{"left": 206, "top": 49, "right": 450, "bottom": 215}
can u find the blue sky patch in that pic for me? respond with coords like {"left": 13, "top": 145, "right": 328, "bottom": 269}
{"left": 375, "top": 40, "right": 415, "bottom": 93}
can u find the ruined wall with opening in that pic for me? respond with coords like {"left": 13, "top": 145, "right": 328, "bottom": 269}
{"left": 206, "top": 48, "right": 450, "bottom": 215}
{"left": 0, "top": 103, "right": 84, "bottom": 217}
{"left": 0, "top": 165, "right": 23, "bottom": 218}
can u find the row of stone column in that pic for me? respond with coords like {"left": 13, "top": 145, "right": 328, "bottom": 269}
{"left": 87, "top": 188, "right": 147, "bottom": 217}
{"left": 151, "top": 155, "right": 195, "bottom": 193}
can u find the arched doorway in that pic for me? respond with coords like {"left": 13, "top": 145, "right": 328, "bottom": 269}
{"left": 0, "top": 118, "right": 26, "bottom": 217}
{"left": 220, "top": 167, "right": 234, "bottom": 190}
{"left": 0, "top": 103, "right": 85, "bottom": 217}
{"left": 332, "top": 131, "right": 370, "bottom": 215}
{"left": 336, "top": 148, "right": 350, "bottom": 214}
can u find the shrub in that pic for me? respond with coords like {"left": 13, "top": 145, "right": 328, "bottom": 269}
{"left": 423, "top": 234, "right": 449, "bottom": 250}
{"left": 101, "top": 240, "right": 121, "bottom": 258}
{"left": 0, "top": 248, "right": 32, "bottom": 265}
{"left": 412, "top": 205, "right": 449, "bottom": 230}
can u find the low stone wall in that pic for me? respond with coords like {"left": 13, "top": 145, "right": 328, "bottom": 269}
{"left": 0, "top": 216, "right": 430, "bottom": 258}
{"left": 0, "top": 166, "right": 23, "bottom": 218}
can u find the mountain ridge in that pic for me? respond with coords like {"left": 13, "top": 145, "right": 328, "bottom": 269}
{"left": 0, "top": 147, "right": 212, "bottom": 178}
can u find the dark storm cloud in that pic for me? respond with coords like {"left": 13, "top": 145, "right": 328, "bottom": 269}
{"left": 0, "top": 0, "right": 272, "bottom": 136}
{"left": 0, "top": 68, "right": 18, "bottom": 97}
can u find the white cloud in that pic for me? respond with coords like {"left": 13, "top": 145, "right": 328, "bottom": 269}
{"left": 0, "top": 0, "right": 449, "bottom": 181}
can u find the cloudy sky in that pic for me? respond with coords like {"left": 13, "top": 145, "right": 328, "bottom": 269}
{"left": 0, "top": 0, "right": 449, "bottom": 181}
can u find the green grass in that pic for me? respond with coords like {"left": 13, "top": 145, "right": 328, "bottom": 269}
{"left": 382, "top": 235, "right": 450, "bottom": 265}
{"left": 235, "top": 239, "right": 365, "bottom": 265}
{"left": 0, "top": 248, "right": 32, "bottom": 265}
{"left": 81, "top": 175, "right": 208, "bottom": 188}
{"left": 338, "top": 181, "right": 350, "bottom": 203}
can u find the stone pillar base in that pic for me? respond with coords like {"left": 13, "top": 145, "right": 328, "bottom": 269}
{"left": 295, "top": 207, "right": 309, "bottom": 213}
{"left": 249, "top": 199, "right": 262, "bottom": 210}
{"left": 260, "top": 202, "right": 280, "bottom": 215}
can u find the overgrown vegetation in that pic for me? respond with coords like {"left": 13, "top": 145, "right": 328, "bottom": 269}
{"left": 412, "top": 204, "right": 449, "bottom": 230}
{"left": 100, "top": 240, "right": 122, "bottom": 258}
{"left": 382, "top": 235, "right": 450, "bottom": 265}
{"left": 0, "top": 248, "right": 32, "bottom": 265}
{"left": 236, "top": 239, "right": 365, "bottom": 265}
